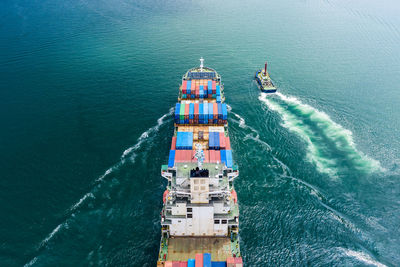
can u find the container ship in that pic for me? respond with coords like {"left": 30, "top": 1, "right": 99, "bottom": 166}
{"left": 255, "top": 61, "right": 276, "bottom": 93}
{"left": 158, "top": 58, "right": 242, "bottom": 267}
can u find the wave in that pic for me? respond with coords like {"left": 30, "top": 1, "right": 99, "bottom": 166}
{"left": 121, "top": 107, "right": 174, "bottom": 161}
{"left": 259, "top": 92, "right": 382, "bottom": 177}
{"left": 341, "top": 248, "right": 387, "bottom": 267}
{"left": 26, "top": 108, "right": 173, "bottom": 265}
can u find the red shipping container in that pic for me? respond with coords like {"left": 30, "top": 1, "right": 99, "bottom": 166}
{"left": 195, "top": 254, "right": 203, "bottom": 267}
{"left": 171, "top": 136, "right": 177, "bottom": 150}
{"left": 174, "top": 150, "right": 184, "bottom": 162}
{"left": 182, "top": 80, "right": 187, "bottom": 94}
{"left": 191, "top": 81, "right": 195, "bottom": 91}
{"left": 179, "top": 261, "right": 188, "bottom": 267}
{"left": 226, "top": 137, "right": 231, "bottom": 149}
{"left": 213, "top": 103, "right": 218, "bottom": 119}
{"left": 191, "top": 150, "right": 196, "bottom": 163}
{"left": 194, "top": 119, "right": 199, "bottom": 124}
{"left": 235, "top": 257, "right": 243, "bottom": 263}
{"left": 219, "top": 133, "right": 226, "bottom": 149}
{"left": 165, "top": 262, "right": 173, "bottom": 267}
{"left": 195, "top": 89, "right": 199, "bottom": 98}
{"left": 203, "top": 150, "right": 209, "bottom": 163}
{"left": 184, "top": 103, "right": 190, "bottom": 120}
{"left": 172, "top": 262, "right": 180, "bottom": 267}
{"left": 209, "top": 150, "right": 214, "bottom": 162}
{"left": 212, "top": 81, "right": 217, "bottom": 94}
{"left": 226, "top": 257, "right": 235, "bottom": 267}
{"left": 215, "top": 150, "right": 221, "bottom": 162}
{"left": 189, "top": 119, "right": 194, "bottom": 124}
{"left": 218, "top": 119, "right": 223, "bottom": 125}
{"left": 194, "top": 103, "right": 199, "bottom": 120}
{"left": 195, "top": 84, "right": 199, "bottom": 90}
{"left": 187, "top": 150, "right": 193, "bottom": 161}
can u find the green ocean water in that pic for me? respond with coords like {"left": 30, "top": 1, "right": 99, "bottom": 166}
{"left": 1, "top": 0, "right": 400, "bottom": 265}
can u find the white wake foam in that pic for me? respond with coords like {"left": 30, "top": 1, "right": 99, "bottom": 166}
{"left": 342, "top": 249, "right": 387, "bottom": 267}
{"left": 259, "top": 93, "right": 382, "bottom": 176}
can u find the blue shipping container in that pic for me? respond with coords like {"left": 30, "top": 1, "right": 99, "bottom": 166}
{"left": 188, "top": 259, "right": 195, "bottom": 267}
{"left": 187, "top": 132, "right": 193, "bottom": 149}
{"left": 189, "top": 103, "right": 194, "bottom": 120}
{"left": 200, "top": 85, "right": 204, "bottom": 99}
{"left": 175, "top": 103, "right": 180, "bottom": 122}
{"left": 220, "top": 150, "right": 227, "bottom": 165}
{"left": 218, "top": 103, "right": 222, "bottom": 119}
{"left": 216, "top": 85, "right": 221, "bottom": 96}
{"left": 203, "top": 253, "right": 211, "bottom": 267}
{"left": 209, "top": 131, "right": 213, "bottom": 149}
{"left": 208, "top": 103, "right": 213, "bottom": 118}
{"left": 182, "top": 132, "right": 187, "bottom": 149}
{"left": 199, "top": 103, "right": 204, "bottom": 120}
{"left": 222, "top": 104, "right": 227, "bottom": 120}
{"left": 208, "top": 81, "right": 212, "bottom": 95}
{"left": 216, "top": 96, "right": 221, "bottom": 103}
{"left": 226, "top": 150, "right": 233, "bottom": 168}
{"left": 168, "top": 150, "right": 175, "bottom": 167}
{"left": 214, "top": 132, "right": 220, "bottom": 150}
{"left": 187, "top": 80, "right": 191, "bottom": 90}
{"left": 176, "top": 132, "right": 183, "bottom": 149}
{"left": 204, "top": 102, "right": 209, "bottom": 122}
{"left": 211, "top": 262, "right": 227, "bottom": 267}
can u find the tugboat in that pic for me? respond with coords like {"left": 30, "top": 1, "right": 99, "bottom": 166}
{"left": 255, "top": 61, "right": 277, "bottom": 93}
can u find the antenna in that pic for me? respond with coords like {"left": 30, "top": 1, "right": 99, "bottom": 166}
{"left": 265, "top": 61, "right": 268, "bottom": 74}
{"left": 200, "top": 57, "right": 204, "bottom": 71}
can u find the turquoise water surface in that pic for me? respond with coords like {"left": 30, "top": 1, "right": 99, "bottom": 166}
{"left": 1, "top": 0, "right": 399, "bottom": 266}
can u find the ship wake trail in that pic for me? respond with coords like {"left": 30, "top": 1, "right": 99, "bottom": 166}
{"left": 259, "top": 92, "right": 382, "bottom": 177}
{"left": 25, "top": 108, "right": 174, "bottom": 266}
{"left": 228, "top": 104, "right": 271, "bottom": 150}
{"left": 228, "top": 106, "right": 292, "bottom": 176}
{"left": 340, "top": 248, "right": 387, "bottom": 267}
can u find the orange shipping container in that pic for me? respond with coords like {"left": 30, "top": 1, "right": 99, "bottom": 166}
{"left": 171, "top": 136, "right": 177, "bottom": 150}
{"left": 213, "top": 103, "right": 218, "bottom": 119}
{"left": 226, "top": 136, "right": 231, "bottom": 150}
{"left": 219, "top": 132, "right": 226, "bottom": 149}
{"left": 195, "top": 254, "right": 203, "bottom": 267}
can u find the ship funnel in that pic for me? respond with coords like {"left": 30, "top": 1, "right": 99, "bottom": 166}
{"left": 265, "top": 61, "right": 268, "bottom": 74}
{"left": 200, "top": 57, "right": 204, "bottom": 71}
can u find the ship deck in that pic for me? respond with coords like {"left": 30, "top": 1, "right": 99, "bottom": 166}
{"left": 166, "top": 237, "right": 232, "bottom": 261}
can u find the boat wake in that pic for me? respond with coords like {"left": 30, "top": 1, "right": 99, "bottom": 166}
{"left": 259, "top": 92, "right": 382, "bottom": 177}
{"left": 25, "top": 108, "right": 174, "bottom": 266}
{"left": 340, "top": 248, "right": 387, "bottom": 267}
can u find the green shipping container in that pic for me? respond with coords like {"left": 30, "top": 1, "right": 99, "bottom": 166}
{"left": 180, "top": 102, "right": 185, "bottom": 121}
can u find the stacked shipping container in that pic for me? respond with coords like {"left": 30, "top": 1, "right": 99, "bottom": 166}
{"left": 162, "top": 253, "right": 242, "bottom": 267}
{"left": 175, "top": 102, "right": 228, "bottom": 125}
{"left": 180, "top": 80, "right": 221, "bottom": 100}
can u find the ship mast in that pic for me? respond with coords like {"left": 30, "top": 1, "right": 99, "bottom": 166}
{"left": 200, "top": 57, "right": 204, "bottom": 72}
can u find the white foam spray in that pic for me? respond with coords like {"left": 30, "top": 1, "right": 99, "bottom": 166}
{"left": 259, "top": 93, "right": 382, "bottom": 176}
{"left": 341, "top": 248, "right": 387, "bottom": 267}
